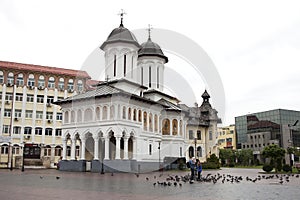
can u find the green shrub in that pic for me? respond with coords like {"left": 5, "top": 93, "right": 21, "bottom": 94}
{"left": 262, "top": 164, "right": 273, "bottom": 172}
{"left": 282, "top": 164, "right": 292, "bottom": 172}
{"left": 202, "top": 161, "right": 220, "bottom": 169}
{"left": 228, "top": 163, "right": 235, "bottom": 167}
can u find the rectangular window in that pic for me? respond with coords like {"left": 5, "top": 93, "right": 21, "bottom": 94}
{"left": 58, "top": 82, "right": 64, "bottom": 90}
{"left": 157, "top": 67, "right": 159, "bottom": 88}
{"left": 15, "top": 109, "right": 22, "bottom": 118}
{"left": 36, "top": 111, "right": 43, "bottom": 119}
{"left": 46, "top": 112, "right": 53, "bottom": 120}
{"left": 36, "top": 95, "right": 44, "bottom": 103}
{"left": 55, "top": 129, "right": 62, "bottom": 136}
{"left": 44, "top": 148, "right": 51, "bottom": 156}
{"left": 45, "top": 128, "right": 52, "bottom": 136}
{"left": 180, "top": 147, "right": 182, "bottom": 157}
{"left": 149, "top": 66, "right": 151, "bottom": 87}
{"left": 0, "top": 74, "right": 3, "bottom": 84}
{"left": 27, "top": 94, "right": 34, "bottom": 102}
{"left": 124, "top": 55, "right": 126, "bottom": 77}
{"left": 13, "top": 126, "right": 21, "bottom": 134}
{"left": 48, "top": 81, "right": 55, "bottom": 89}
{"left": 47, "top": 96, "right": 54, "bottom": 104}
{"left": 35, "top": 128, "right": 43, "bottom": 135}
{"left": 24, "top": 127, "right": 32, "bottom": 135}
{"left": 197, "top": 130, "right": 201, "bottom": 140}
{"left": 114, "top": 55, "right": 117, "bottom": 77}
{"left": 209, "top": 131, "right": 213, "bottom": 140}
{"left": 25, "top": 110, "right": 33, "bottom": 118}
{"left": 4, "top": 109, "right": 11, "bottom": 117}
{"left": 1, "top": 145, "right": 8, "bottom": 154}
{"left": 5, "top": 93, "right": 13, "bottom": 101}
{"left": 28, "top": 78, "right": 35, "bottom": 87}
{"left": 13, "top": 146, "right": 20, "bottom": 155}
{"left": 149, "top": 144, "right": 152, "bottom": 155}
{"left": 55, "top": 148, "right": 62, "bottom": 156}
{"left": 2, "top": 125, "right": 10, "bottom": 134}
{"left": 189, "top": 130, "right": 194, "bottom": 140}
{"left": 16, "top": 78, "right": 24, "bottom": 86}
{"left": 15, "top": 93, "right": 23, "bottom": 101}
{"left": 56, "top": 113, "right": 63, "bottom": 121}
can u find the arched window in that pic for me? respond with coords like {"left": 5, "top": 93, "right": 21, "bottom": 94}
{"left": 133, "top": 109, "right": 137, "bottom": 121}
{"left": 71, "top": 110, "right": 75, "bottom": 123}
{"left": 128, "top": 107, "right": 131, "bottom": 120}
{"left": 143, "top": 112, "right": 147, "bottom": 130}
{"left": 77, "top": 80, "right": 83, "bottom": 92}
{"left": 48, "top": 77, "right": 55, "bottom": 89}
{"left": 16, "top": 73, "right": 24, "bottom": 86}
{"left": 102, "top": 106, "right": 108, "bottom": 120}
{"left": 96, "top": 107, "right": 101, "bottom": 121}
{"left": 64, "top": 111, "right": 69, "bottom": 123}
{"left": 0, "top": 71, "right": 4, "bottom": 84}
{"left": 77, "top": 110, "right": 82, "bottom": 122}
{"left": 189, "top": 146, "right": 194, "bottom": 158}
{"left": 38, "top": 75, "right": 45, "bottom": 88}
{"left": 138, "top": 110, "right": 142, "bottom": 122}
{"left": 28, "top": 74, "right": 35, "bottom": 87}
{"left": 149, "top": 113, "right": 153, "bottom": 132}
{"left": 67, "top": 79, "right": 74, "bottom": 91}
{"left": 157, "top": 67, "right": 159, "bottom": 89}
{"left": 149, "top": 66, "right": 151, "bottom": 87}
{"left": 172, "top": 119, "right": 178, "bottom": 135}
{"left": 110, "top": 105, "right": 115, "bottom": 119}
{"left": 58, "top": 78, "right": 64, "bottom": 91}
{"left": 7, "top": 72, "right": 14, "bottom": 85}
{"left": 162, "top": 119, "right": 170, "bottom": 135}
{"left": 197, "top": 146, "right": 202, "bottom": 157}
{"left": 154, "top": 115, "right": 158, "bottom": 132}
{"left": 122, "top": 106, "right": 126, "bottom": 119}
{"left": 84, "top": 108, "right": 93, "bottom": 122}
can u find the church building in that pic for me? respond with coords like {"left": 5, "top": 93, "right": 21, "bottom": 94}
{"left": 55, "top": 15, "right": 221, "bottom": 172}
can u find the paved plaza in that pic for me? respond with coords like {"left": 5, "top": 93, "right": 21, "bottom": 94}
{"left": 1, "top": 168, "right": 300, "bottom": 200}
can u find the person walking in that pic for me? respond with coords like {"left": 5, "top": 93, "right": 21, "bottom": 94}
{"left": 189, "top": 157, "right": 196, "bottom": 181}
{"left": 196, "top": 160, "right": 202, "bottom": 180}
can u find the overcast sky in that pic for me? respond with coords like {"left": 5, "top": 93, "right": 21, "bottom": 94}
{"left": 1, "top": 0, "right": 300, "bottom": 126}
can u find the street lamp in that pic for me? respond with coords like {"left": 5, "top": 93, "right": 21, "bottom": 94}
{"left": 21, "top": 142, "right": 25, "bottom": 172}
{"left": 194, "top": 138, "right": 197, "bottom": 159}
{"left": 101, "top": 139, "right": 104, "bottom": 174}
{"left": 158, "top": 141, "right": 161, "bottom": 171}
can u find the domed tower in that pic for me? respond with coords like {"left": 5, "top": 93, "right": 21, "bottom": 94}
{"left": 100, "top": 12, "right": 140, "bottom": 81}
{"left": 137, "top": 26, "right": 168, "bottom": 91}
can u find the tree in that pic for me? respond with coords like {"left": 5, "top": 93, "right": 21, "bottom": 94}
{"left": 236, "top": 149, "right": 253, "bottom": 166}
{"left": 262, "top": 144, "right": 286, "bottom": 173}
{"left": 219, "top": 149, "right": 235, "bottom": 166}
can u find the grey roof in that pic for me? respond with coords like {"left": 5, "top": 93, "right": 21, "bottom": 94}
{"left": 138, "top": 38, "right": 168, "bottom": 63}
{"left": 100, "top": 24, "right": 140, "bottom": 50}
{"left": 157, "top": 98, "right": 181, "bottom": 111}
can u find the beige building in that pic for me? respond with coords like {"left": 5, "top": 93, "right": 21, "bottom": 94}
{"left": 0, "top": 61, "right": 91, "bottom": 169}
{"left": 217, "top": 124, "right": 236, "bottom": 150}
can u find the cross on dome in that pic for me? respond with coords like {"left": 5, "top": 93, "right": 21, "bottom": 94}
{"left": 118, "top": 9, "right": 126, "bottom": 27}
{"left": 147, "top": 24, "right": 153, "bottom": 40}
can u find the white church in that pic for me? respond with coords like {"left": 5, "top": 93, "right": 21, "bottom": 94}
{"left": 55, "top": 15, "right": 221, "bottom": 172}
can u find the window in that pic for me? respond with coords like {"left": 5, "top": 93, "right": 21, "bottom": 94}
{"left": 149, "top": 144, "right": 152, "bottom": 155}
{"left": 56, "top": 113, "right": 62, "bottom": 121}
{"left": 15, "top": 93, "right": 23, "bottom": 101}
{"left": 55, "top": 129, "right": 62, "bottom": 136}
{"left": 114, "top": 55, "right": 117, "bottom": 77}
{"left": 46, "top": 112, "right": 53, "bottom": 120}
{"left": 162, "top": 119, "right": 170, "bottom": 135}
{"left": 7, "top": 72, "right": 14, "bottom": 85}
{"left": 36, "top": 111, "right": 43, "bottom": 119}
{"left": 209, "top": 131, "right": 213, "bottom": 140}
{"left": 48, "top": 77, "right": 55, "bottom": 89}
{"left": 149, "top": 113, "right": 153, "bottom": 132}
{"left": 13, "top": 126, "right": 21, "bottom": 134}
{"left": 77, "top": 80, "right": 83, "bottom": 92}
{"left": 35, "top": 127, "right": 42, "bottom": 135}
{"left": 143, "top": 112, "right": 147, "bottom": 130}
{"left": 16, "top": 73, "right": 24, "bottom": 86}
{"left": 172, "top": 119, "right": 178, "bottom": 135}
{"left": 58, "top": 78, "right": 64, "bottom": 90}
{"left": 197, "top": 146, "right": 202, "bottom": 157}
{"left": 124, "top": 55, "right": 126, "bottom": 76}
{"left": 4, "top": 109, "right": 11, "bottom": 117}
{"left": 154, "top": 115, "right": 158, "bottom": 132}
{"left": 67, "top": 79, "right": 74, "bottom": 91}
{"left": 24, "top": 127, "right": 32, "bottom": 135}
{"left": 55, "top": 146, "right": 62, "bottom": 156}
{"left": 47, "top": 96, "right": 54, "bottom": 104}
{"left": 5, "top": 93, "right": 13, "bottom": 101}
{"left": 1, "top": 144, "right": 8, "bottom": 154}
{"left": 27, "top": 94, "right": 34, "bottom": 102}
{"left": 13, "top": 145, "right": 20, "bottom": 154}
{"left": 36, "top": 95, "right": 44, "bottom": 103}
{"left": 2, "top": 125, "right": 10, "bottom": 134}
{"left": 149, "top": 66, "right": 151, "bottom": 87}
{"left": 28, "top": 74, "right": 35, "bottom": 87}
{"left": 189, "top": 130, "right": 194, "bottom": 139}
{"left": 157, "top": 67, "right": 159, "bottom": 88}
{"left": 45, "top": 128, "right": 52, "bottom": 136}
{"left": 128, "top": 108, "right": 131, "bottom": 120}
{"left": 0, "top": 71, "right": 3, "bottom": 84}
{"left": 138, "top": 110, "right": 142, "bottom": 122}
{"left": 67, "top": 146, "right": 71, "bottom": 156}
{"left": 44, "top": 146, "right": 51, "bottom": 156}
{"left": 197, "top": 130, "right": 201, "bottom": 140}
{"left": 15, "top": 109, "right": 22, "bottom": 118}
{"left": 38, "top": 75, "right": 45, "bottom": 88}
{"left": 96, "top": 107, "right": 101, "bottom": 120}
{"left": 110, "top": 106, "right": 114, "bottom": 120}
{"left": 141, "top": 67, "right": 143, "bottom": 85}
{"left": 122, "top": 106, "right": 126, "bottom": 119}
{"left": 180, "top": 147, "right": 183, "bottom": 157}
{"left": 133, "top": 109, "right": 137, "bottom": 121}
{"left": 25, "top": 110, "right": 33, "bottom": 118}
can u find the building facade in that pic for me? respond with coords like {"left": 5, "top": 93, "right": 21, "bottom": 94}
{"left": 0, "top": 61, "right": 91, "bottom": 168}
{"left": 217, "top": 124, "right": 236, "bottom": 150}
{"left": 55, "top": 19, "right": 221, "bottom": 172}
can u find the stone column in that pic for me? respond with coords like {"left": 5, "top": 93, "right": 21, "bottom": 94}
{"left": 132, "top": 138, "right": 137, "bottom": 160}
{"left": 104, "top": 137, "right": 110, "bottom": 160}
{"left": 94, "top": 136, "right": 99, "bottom": 160}
{"left": 170, "top": 118, "right": 173, "bottom": 136}
{"left": 70, "top": 138, "right": 76, "bottom": 160}
{"left": 115, "top": 136, "right": 121, "bottom": 159}
{"left": 62, "top": 138, "right": 67, "bottom": 160}
{"left": 123, "top": 137, "right": 129, "bottom": 160}
{"left": 80, "top": 138, "right": 86, "bottom": 160}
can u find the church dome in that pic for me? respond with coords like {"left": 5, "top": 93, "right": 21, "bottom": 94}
{"left": 100, "top": 24, "right": 140, "bottom": 50}
{"left": 138, "top": 38, "right": 168, "bottom": 63}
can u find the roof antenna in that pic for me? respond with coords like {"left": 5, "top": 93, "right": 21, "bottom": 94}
{"left": 118, "top": 9, "right": 126, "bottom": 27}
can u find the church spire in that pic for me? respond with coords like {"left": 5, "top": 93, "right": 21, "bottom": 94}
{"left": 118, "top": 9, "right": 126, "bottom": 27}
{"left": 147, "top": 24, "right": 153, "bottom": 40}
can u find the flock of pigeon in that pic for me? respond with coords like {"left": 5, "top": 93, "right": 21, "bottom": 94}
{"left": 140, "top": 172, "right": 300, "bottom": 187}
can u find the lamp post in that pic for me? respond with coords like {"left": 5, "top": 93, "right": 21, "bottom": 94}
{"left": 21, "top": 142, "right": 25, "bottom": 172}
{"left": 194, "top": 138, "right": 197, "bottom": 159}
{"left": 158, "top": 141, "right": 161, "bottom": 171}
{"left": 101, "top": 139, "right": 104, "bottom": 174}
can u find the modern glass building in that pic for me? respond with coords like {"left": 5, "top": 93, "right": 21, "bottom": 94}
{"left": 235, "top": 109, "right": 300, "bottom": 149}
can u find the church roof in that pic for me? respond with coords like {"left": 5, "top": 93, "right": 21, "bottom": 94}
{"left": 138, "top": 38, "right": 168, "bottom": 63}
{"left": 157, "top": 98, "right": 181, "bottom": 111}
{"left": 100, "top": 24, "right": 140, "bottom": 50}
